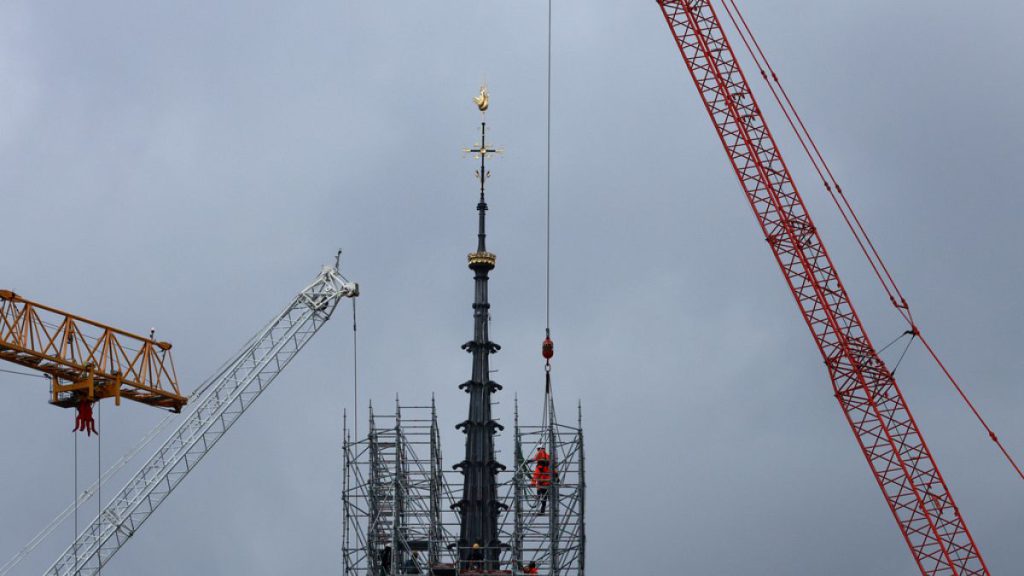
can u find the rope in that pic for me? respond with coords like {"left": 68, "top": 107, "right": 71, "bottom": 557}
{"left": 716, "top": 0, "right": 1022, "bottom": 481}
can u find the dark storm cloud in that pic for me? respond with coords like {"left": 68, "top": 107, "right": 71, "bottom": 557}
{"left": 1, "top": 1, "right": 1021, "bottom": 574}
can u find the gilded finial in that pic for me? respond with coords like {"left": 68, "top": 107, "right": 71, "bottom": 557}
{"left": 474, "top": 85, "right": 489, "bottom": 113}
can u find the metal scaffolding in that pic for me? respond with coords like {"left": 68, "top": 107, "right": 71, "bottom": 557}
{"left": 343, "top": 395, "right": 585, "bottom": 576}
{"left": 508, "top": 400, "right": 585, "bottom": 576}
{"left": 343, "top": 399, "right": 463, "bottom": 576}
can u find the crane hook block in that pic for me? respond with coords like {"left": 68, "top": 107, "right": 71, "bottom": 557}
{"left": 73, "top": 399, "right": 98, "bottom": 436}
{"left": 542, "top": 337, "right": 554, "bottom": 360}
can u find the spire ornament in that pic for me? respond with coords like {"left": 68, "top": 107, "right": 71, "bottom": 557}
{"left": 473, "top": 85, "right": 490, "bottom": 113}
{"left": 463, "top": 88, "right": 502, "bottom": 265}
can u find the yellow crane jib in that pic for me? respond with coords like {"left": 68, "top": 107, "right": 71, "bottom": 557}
{"left": 0, "top": 290, "right": 187, "bottom": 413}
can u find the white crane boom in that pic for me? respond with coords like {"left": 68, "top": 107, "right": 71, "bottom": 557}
{"left": 44, "top": 265, "right": 358, "bottom": 576}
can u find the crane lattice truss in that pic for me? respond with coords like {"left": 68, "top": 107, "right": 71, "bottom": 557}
{"left": 45, "top": 265, "right": 358, "bottom": 576}
{"left": 0, "top": 290, "right": 185, "bottom": 410}
{"left": 656, "top": 2, "right": 987, "bottom": 575}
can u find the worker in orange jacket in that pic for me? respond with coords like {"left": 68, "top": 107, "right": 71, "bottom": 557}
{"left": 532, "top": 447, "right": 554, "bottom": 514}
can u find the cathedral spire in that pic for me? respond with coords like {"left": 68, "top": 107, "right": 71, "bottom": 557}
{"left": 456, "top": 86, "right": 505, "bottom": 571}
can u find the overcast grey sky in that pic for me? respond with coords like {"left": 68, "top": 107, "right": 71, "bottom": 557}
{"left": 1, "top": 1, "right": 1022, "bottom": 574}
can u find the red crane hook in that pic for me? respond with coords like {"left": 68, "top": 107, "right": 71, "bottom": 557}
{"left": 73, "top": 399, "right": 98, "bottom": 436}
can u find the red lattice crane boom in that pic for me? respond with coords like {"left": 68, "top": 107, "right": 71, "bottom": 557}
{"left": 0, "top": 290, "right": 186, "bottom": 412}
{"left": 656, "top": 2, "right": 988, "bottom": 574}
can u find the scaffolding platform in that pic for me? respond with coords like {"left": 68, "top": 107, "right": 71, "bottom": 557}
{"left": 343, "top": 399, "right": 459, "bottom": 576}
{"left": 506, "top": 401, "right": 585, "bottom": 576}
{"left": 343, "top": 398, "right": 584, "bottom": 576}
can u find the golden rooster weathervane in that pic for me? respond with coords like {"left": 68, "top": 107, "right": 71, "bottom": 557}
{"left": 474, "top": 85, "right": 489, "bottom": 113}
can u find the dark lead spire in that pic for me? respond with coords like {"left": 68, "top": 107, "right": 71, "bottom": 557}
{"left": 456, "top": 86, "right": 505, "bottom": 571}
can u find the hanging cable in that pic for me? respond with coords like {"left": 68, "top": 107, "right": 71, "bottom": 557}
{"left": 352, "top": 298, "right": 359, "bottom": 441}
{"left": 543, "top": 0, "right": 554, "bottom": 351}
{"left": 336, "top": 249, "right": 359, "bottom": 441}
{"left": 540, "top": 0, "right": 556, "bottom": 434}
{"left": 96, "top": 401, "right": 101, "bottom": 576}
{"left": 545, "top": 0, "right": 553, "bottom": 335}
{"left": 716, "top": 0, "right": 1022, "bottom": 481}
{"left": 529, "top": 0, "right": 558, "bottom": 454}
{"left": 1, "top": 411, "right": 177, "bottom": 576}
{"left": 73, "top": 432, "right": 78, "bottom": 576}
